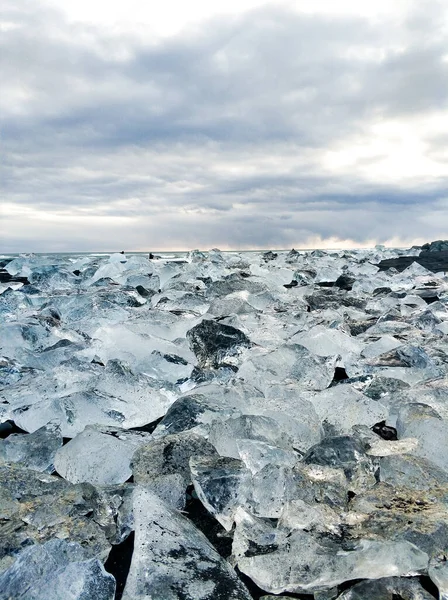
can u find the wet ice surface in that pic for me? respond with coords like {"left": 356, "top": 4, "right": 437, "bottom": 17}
{"left": 0, "top": 247, "right": 448, "bottom": 599}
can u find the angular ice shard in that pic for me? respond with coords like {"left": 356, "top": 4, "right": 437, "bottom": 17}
{"left": 190, "top": 455, "right": 252, "bottom": 531}
{"left": 236, "top": 439, "right": 298, "bottom": 473}
{"left": 8, "top": 370, "right": 175, "bottom": 437}
{"left": 303, "top": 435, "right": 377, "bottom": 492}
{"left": 0, "top": 539, "right": 115, "bottom": 600}
{"left": 396, "top": 402, "right": 442, "bottom": 437}
{"left": 278, "top": 498, "right": 341, "bottom": 535}
{"left": 335, "top": 576, "right": 435, "bottom": 599}
{"left": 250, "top": 464, "right": 301, "bottom": 518}
{"left": 89, "top": 484, "right": 135, "bottom": 544}
{"left": 379, "top": 454, "right": 448, "bottom": 490}
{"left": 0, "top": 422, "right": 62, "bottom": 473}
{"left": 363, "top": 375, "right": 410, "bottom": 400}
{"left": 247, "top": 383, "right": 323, "bottom": 454}
{"left": 122, "top": 487, "right": 252, "bottom": 600}
{"left": 291, "top": 325, "right": 364, "bottom": 360}
{"left": 292, "top": 462, "right": 348, "bottom": 509}
{"left": 236, "top": 529, "right": 428, "bottom": 594}
{"left": 429, "top": 554, "right": 448, "bottom": 600}
{"left": 361, "top": 334, "right": 403, "bottom": 359}
{"left": 187, "top": 318, "right": 252, "bottom": 367}
{"left": 238, "top": 344, "right": 336, "bottom": 391}
{"left": 208, "top": 291, "right": 261, "bottom": 317}
{"left": 309, "top": 385, "right": 388, "bottom": 435}
{"left": 208, "top": 414, "right": 294, "bottom": 459}
{"left": 395, "top": 404, "right": 448, "bottom": 472}
{"left": 54, "top": 427, "right": 137, "bottom": 484}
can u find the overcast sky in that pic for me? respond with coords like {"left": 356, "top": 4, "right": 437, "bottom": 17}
{"left": 1, "top": 0, "right": 447, "bottom": 252}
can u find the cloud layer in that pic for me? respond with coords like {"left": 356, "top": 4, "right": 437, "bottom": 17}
{"left": 1, "top": 0, "right": 448, "bottom": 251}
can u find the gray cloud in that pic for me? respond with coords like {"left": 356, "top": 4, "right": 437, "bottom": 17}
{"left": 1, "top": 0, "right": 448, "bottom": 251}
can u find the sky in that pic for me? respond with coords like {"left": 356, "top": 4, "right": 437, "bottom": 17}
{"left": 1, "top": 0, "right": 448, "bottom": 252}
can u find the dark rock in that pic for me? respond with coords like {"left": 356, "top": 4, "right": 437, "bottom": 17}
{"left": 377, "top": 250, "right": 448, "bottom": 273}
{"left": 283, "top": 280, "right": 298, "bottom": 289}
{"left": 334, "top": 274, "right": 356, "bottom": 291}
{"left": 0, "top": 270, "right": 30, "bottom": 285}
{"left": 305, "top": 290, "right": 366, "bottom": 311}
{"left": 186, "top": 319, "right": 251, "bottom": 368}
{"left": 131, "top": 431, "right": 218, "bottom": 486}
{"left": 262, "top": 251, "right": 278, "bottom": 262}
{"left": 371, "top": 421, "right": 398, "bottom": 441}
{"left": 348, "top": 319, "right": 377, "bottom": 336}
{"left": 420, "top": 240, "right": 448, "bottom": 252}
{"left": 135, "top": 285, "right": 154, "bottom": 298}
{"left": 331, "top": 367, "right": 350, "bottom": 385}
{"left": 0, "top": 465, "right": 111, "bottom": 570}
{"left": 373, "top": 287, "right": 392, "bottom": 296}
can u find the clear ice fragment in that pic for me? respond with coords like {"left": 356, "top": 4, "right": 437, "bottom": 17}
{"left": 0, "top": 422, "right": 62, "bottom": 473}
{"left": 122, "top": 487, "right": 252, "bottom": 600}
{"left": 54, "top": 427, "right": 137, "bottom": 485}
{"left": 0, "top": 539, "right": 115, "bottom": 600}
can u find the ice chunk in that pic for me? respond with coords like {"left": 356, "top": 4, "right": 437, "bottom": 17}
{"left": 250, "top": 464, "right": 301, "bottom": 518}
{"left": 236, "top": 527, "right": 428, "bottom": 594}
{"left": 335, "top": 576, "right": 435, "bottom": 599}
{"left": 236, "top": 439, "right": 298, "bottom": 473}
{"left": 303, "top": 435, "right": 377, "bottom": 492}
{"left": 0, "top": 539, "right": 115, "bottom": 600}
{"left": 291, "top": 325, "right": 364, "bottom": 360}
{"left": 208, "top": 414, "right": 294, "bottom": 459}
{"left": 0, "top": 422, "right": 62, "bottom": 473}
{"left": 238, "top": 344, "right": 336, "bottom": 391}
{"left": 247, "top": 384, "right": 324, "bottom": 454}
{"left": 379, "top": 454, "right": 448, "bottom": 490}
{"left": 122, "top": 487, "right": 252, "bottom": 600}
{"left": 363, "top": 375, "right": 410, "bottom": 400}
{"left": 8, "top": 371, "right": 175, "bottom": 437}
{"left": 54, "top": 427, "right": 137, "bottom": 484}
{"left": 208, "top": 291, "right": 262, "bottom": 317}
{"left": 278, "top": 498, "right": 341, "bottom": 535}
{"left": 89, "top": 484, "right": 135, "bottom": 544}
{"left": 397, "top": 415, "right": 448, "bottom": 473}
{"left": 396, "top": 402, "right": 442, "bottom": 437}
{"left": 190, "top": 455, "right": 252, "bottom": 531}
{"left": 429, "top": 554, "right": 448, "bottom": 600}
{"left": 308, "top": 385, "right": 388, "bottom": 435}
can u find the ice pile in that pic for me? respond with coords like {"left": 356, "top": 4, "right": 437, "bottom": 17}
{"left": 1, "top": 246, "right": 448, "bottom": 599}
